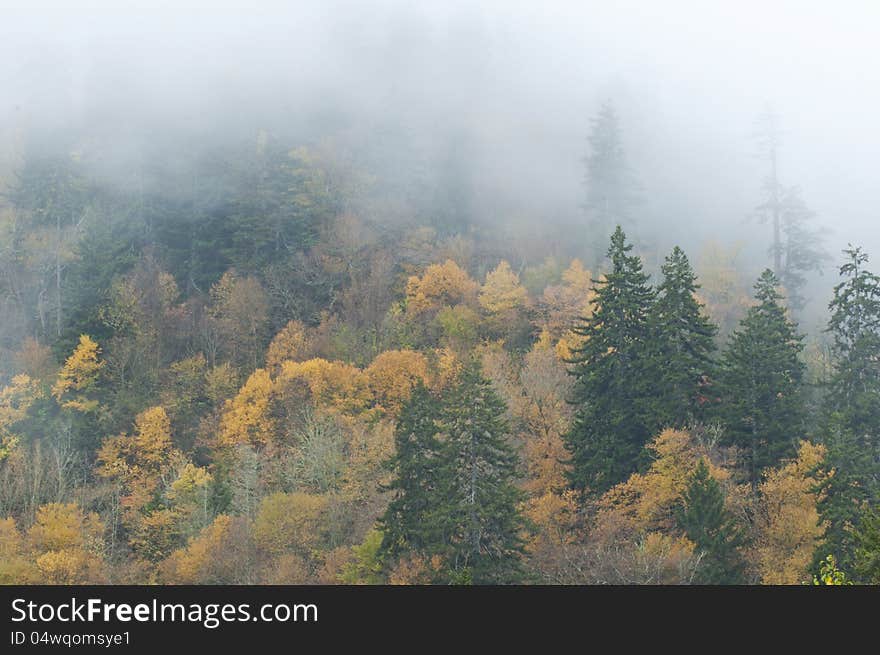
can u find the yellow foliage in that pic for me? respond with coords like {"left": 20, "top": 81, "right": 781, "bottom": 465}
{"left": 432, "top": 347, "right": 462, "bottom": 390}
{"left": 218, "top": 368, "right": 276, "bottom": 447}
{"left": 27, "top": 503, "right": 104, "bottom": 553}
{"left": 266, "top": 319, "right": 310, "bottom": 372}
{"left": 524, "top": 491, "right": 579, "bottom": 553}
{"left": 253, "top": 492, "right": 328, "bottom": 556}
{"left": 205, "top": 362, "right": 239, "bottom": 405}
{"left": 278, "top": 358, "right": 369, "bottom": 414}
{"left": 365, "top": 350, "right": 430, "bottom": 415}
{"left": 517, "top": 338, "right": 573, "bottom": 495}
{"left": 598, "top": 429, "right": 729, "bottom": 533}
{"left": 26, "top": 503, "right": 105, "bottom": 584}
{"left": 0, "top": 517, "right": 37, "bottom": 583}
{"left": 97, "top": 406, "right": 174, "bottom": 485}
{"left": 541, "top": 259, "right": 595, "bottom": 340}
{"left": 35, "top": 549, "right": 104, "bottom": 584}
{"left": 405, "top": 259, "right": 479, "bottom": 314}
{"left": 160, "top": 514, "right": 233, "bottom": 584}
{"left": 0, "top": 374, "right": 42, "bottom": 461}
{"left": 169, "top": 463, "right": 212, "bottom": 501}
{"left": 128, "top": 509, "right": 182, "bottom": 563}
{"left": 52, "top": 335, "right": 104, "bottom": 412}
{"left": 479, "top": 260, "right": 528, "bottom": 315}
{"left": 752, "top": 441, "right": 829, "bottom": 585}
{"left": 554, "top": 329, "right": 588, "bottom": 363}
{"left": 132, "top": 406, "right": 173, "bottom": 467}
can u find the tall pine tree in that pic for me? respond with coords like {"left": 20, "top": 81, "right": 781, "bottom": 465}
{"left": 650, "top": 246, "right": 718, "bottom": 428}
{"left": 717, "top": 269, "right": 805, "bottom": 487}
{"left": 379, "top": 366, "right": 524, "bottom": 584}
{"left": 565, "top": 226, "right": 657, "bottom": 494}
{"left": 438, "top": 361, "right": 525, "bottom": 584}
{"left": 819, "top": 246, "right": 880, "bottom": 566}
{"left": 379, "top": 382, "right": 444, "bottom": 559}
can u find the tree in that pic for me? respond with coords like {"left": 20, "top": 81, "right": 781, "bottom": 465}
{"left": 265, "top": 319, "right": 310, "bottom": 373}
{"left": 751, "top": 441, "right": 828, "bottom": 585}
{"left": 218, "top": 369, "right": 276, "bottom": 447}
{"left": 717, "top": 270, "right": 805, "bottom": 487}
{"left": 650, "top": 246, "right": 718, "bottom": 427}
{"left": 753, "top": 108, "right": 828, "bottom": 313}
{"left": 0, "top": 374, "right": 42, "bottom": 461}
{"left": 820, "top": 246, "right": 880, "bottom": 565}
{"left": 853, "top": 507, "right": 880, "bottom": 584}
{"left": 27, "top": 503, "right": 106, "bottom": 584}
{"left": 252, "top": 492, "right": 328, "bottom": 558}
{"left": 364, "top": 350, "right": 430, "bottom": 415}
{"left": 538, "top": 259, "right": 594, "bottom": 341}
{"left": 437, "top": 362, "right": 525, "bottom": 583}
{"left": 564, "top": 226, "right": 657, "bottom": 493}
{"left": 52, "top": 334, "right": 104, "bottom": 413}
{"left": 160, "top": 514, "right": 253, "bottom": 584}
{"left": 479, "top": 260, "right": 529, "bottom": 341}
{"left": 380, "top": 366, "right": 525, "bottom": 583}
{"left": 208, "top": 270, "right": 270, "bottom": 371}
{"left": 405, "top": 259, "right": 479, "bottom": 316}
{"left": 584, "top": 102, "right": 639, "bottom": 268}
{"left": 379, "top": 383, "right": 444, "bottom": 559}
{"left": 677, "top": 459, "right": 744, "bottom": 584}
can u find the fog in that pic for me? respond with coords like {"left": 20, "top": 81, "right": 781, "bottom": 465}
{"left": 3, "top": 0, "right": 879, "bottom": 318}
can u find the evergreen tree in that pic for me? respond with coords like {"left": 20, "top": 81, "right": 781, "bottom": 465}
{"left": 438, "top": 362, "right": 525, "bottom": 584}
{"left": 379, "top": 367, "right": 525, "bottom": 584}
{"left": 677, "top": 459, "right": 745, "bottom": 584}
{"left": 650, "top": 246, "right": 718, "bottom": 428}
{"left": 753, "top": 108, "right": 828, "bottom": 314}
{"left": 854, "top": 507, "right": 880, "bottom": 584}
{"left": 584, "top": 102, "right": 639, "bottom": 269}
{"left": 819, "top": 246, "right": 880, "bottom": 565}
{"left": 717, "top": 269, "right": 805, "bottom": 487}
{"left": 564, "top": 226, "right": 657, "bottom": 493}
{"left": 379, "top": 383, "right": 444, "bottom": 559}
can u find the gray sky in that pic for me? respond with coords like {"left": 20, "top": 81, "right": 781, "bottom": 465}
{"left": 2, "top": 0, "right": 879, "bottom": 296}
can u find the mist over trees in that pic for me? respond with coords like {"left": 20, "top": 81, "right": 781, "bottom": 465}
{"left": 0, "top": 1, "right": 878, "bottom": 585}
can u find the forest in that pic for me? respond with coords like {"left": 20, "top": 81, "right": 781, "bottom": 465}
{"left": 1, "top": 2, "right": 879, "bottom": 586}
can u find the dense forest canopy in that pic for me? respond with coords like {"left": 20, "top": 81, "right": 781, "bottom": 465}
{"left": 0, "top": 1, "right": 878, "bottom": 584}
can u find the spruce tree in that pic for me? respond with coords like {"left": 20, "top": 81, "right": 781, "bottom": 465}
{"left": 564, "top": 226, "right": 657, "bottom": 493}
{"left": 677, "top": 459, "right": 745, "bottom": 584}
{"left": 379, "top": 368, "right": 525, "bottom": 584}
{"left": 854, "top": 507, "right": 880, "bottom": 584}
{"left": 651, "top": 246, "right": 718, "bottom": 428}
{"left": 819, "top": 246, "right": 880, "bottom": 566}
{"left": 584, "top": 102, "right": 639, "bottom": 269}
{"left": 717, "top": 269, "right": 805, "bottom": 487}
{"left": 438, "top": 361, "right": 525, "bottom": 584}
{"left": 379, "top": 382, "right": 444, "bottom": 559}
